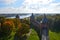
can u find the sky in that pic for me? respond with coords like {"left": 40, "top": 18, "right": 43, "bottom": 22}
{"left": 0, "top": 0, "right": 60, "bottom": 14}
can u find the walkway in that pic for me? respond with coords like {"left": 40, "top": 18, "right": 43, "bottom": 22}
{"left": 41, "top": 29, "right": 49, "bottom": 40}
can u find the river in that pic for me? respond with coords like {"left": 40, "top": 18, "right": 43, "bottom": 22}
{"left": 6, "top": 14, "right": 31, "bottom": 19}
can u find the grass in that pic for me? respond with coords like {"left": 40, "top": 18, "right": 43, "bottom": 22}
{"left": 1, "top": 29, "right": 60, "bottom": 40}
{"left": 27, "top": 29, "right": 60, "bottom": 40}
{"left": 27, "top": 29, "right": 39, "bottom": 40}
{"left": 9, "top": 31, "right": 16, "bottom": 40}
{"left": 49, "top": 31, "right": 60, "bottom": 40}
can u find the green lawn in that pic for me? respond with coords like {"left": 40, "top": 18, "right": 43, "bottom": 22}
{"left": 27, "top": 29, "right": 60, "bottom": 40}
{"left": 1, "top": 29, "right": 60, "bottom": 40}
{"left": 27, "top": 29, "right": 39, "bottom": 40}
{"left": 49, "top": 31, "right": 60, "bottom": 40}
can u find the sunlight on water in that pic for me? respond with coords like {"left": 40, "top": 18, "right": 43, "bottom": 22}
{"left": 7, "top": 14, "right": 31, "bottom": 19}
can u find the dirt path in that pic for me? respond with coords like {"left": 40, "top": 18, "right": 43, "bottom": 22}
{"left": 26, "top": 29, "right": 32, "bottom": 38}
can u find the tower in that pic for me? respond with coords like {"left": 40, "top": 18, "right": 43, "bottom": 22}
{"left": 16, "top": 14, "right": 19, "bottom": 19}
{"left": 42, "top": 14, "right": 48, "bottom": 24}
{"left": 30, "top": 13, "right": 35, "bottom": 21}
{"left": 40, "top": 14, "right": 49, "bottom": 40}
{"left": 30, "top": 13, "right": 35, "bottom": 28}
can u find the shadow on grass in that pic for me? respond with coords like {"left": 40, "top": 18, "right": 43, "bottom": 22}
{"left": 14, "top": 34, "right": 27, "bottom": 40}
{"left": 30, "top": 24, "right": 41, "bottom": 40}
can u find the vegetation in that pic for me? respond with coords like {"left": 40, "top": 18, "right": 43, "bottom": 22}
{"left": 27, "top": 29, "right": 39, "bottom": 40}
{"left": 0, "top": 17, "right": 30, "bottom": 40}
{"left": 27, "top": 29, "right": 60, "bottom": 40}
{"left": 0, "top": 14, "right": 60, "bottom": 40}
{"left": 49, "top": 31, "right": 60, "bottom": 40}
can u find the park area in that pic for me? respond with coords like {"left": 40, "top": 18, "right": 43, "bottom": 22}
{"left": 0, "top": 14, "right": 60, "bottom": 40}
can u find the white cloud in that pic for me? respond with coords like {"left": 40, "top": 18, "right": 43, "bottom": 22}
{"left": 53, "top": 4, "right": 60, "bottom": 12}
{"left": 23, "top": 0, "right": 53, "bottom": 4}
{"left": 4, "top": 0, "right": 17, "bottom": 5}
{"left": 0, "top": 0, "right": 60, "bottom": 14}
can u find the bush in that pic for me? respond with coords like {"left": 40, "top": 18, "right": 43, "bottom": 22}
{"left": 14, "top": 23, "right": 30, "bottom": 40}
{"left": 0, "top": 20, "right": 14, "bottom": 38}
{"left": 13, "top": 18, "right": 21, "bottom": 28}
{"left": 48, "top": 15, "right": 60, "bottom": 33}
{"left": 52, "top": 19, "right": 60, "bottom": 33}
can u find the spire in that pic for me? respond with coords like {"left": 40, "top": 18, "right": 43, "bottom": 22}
{"left": 43, "top": 14, "right": 46, "bottom": 18}
{"left": 41, "top": 14, "right": 48, "bottom": 24}
{"left": 30, "top": 13, "right": 34, "bottom": 19}
{"left": 16, "top": 14, "right": 19, "bottom": 19}
{"left": 31, "top": 13, "right": 34, "bottom": 16}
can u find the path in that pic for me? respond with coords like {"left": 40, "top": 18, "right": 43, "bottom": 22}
{"left": 41, "top": 29, "right": 49, "bottom": 40}
{"left": 26, "top": 29, "right": 32, "bottom": 36}
{"left": 30, "top": 13, "right": 49, "bottom": 40}
{"left": 41, "top": 35, "right": 49, "bottom": 40}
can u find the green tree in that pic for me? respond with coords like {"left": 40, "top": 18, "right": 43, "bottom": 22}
{"left": 15, "top": 23, "right": 30, "bottom": 40}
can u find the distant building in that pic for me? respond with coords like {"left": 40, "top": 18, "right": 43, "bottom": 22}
{"left": 30, "top": 13, "right": 35, "bottom": 21}
{"left": 16, "top": 14, "right": 19, "bottom": 19}
{"left": 40, "top": 14, "right": 48, "bottom": 24}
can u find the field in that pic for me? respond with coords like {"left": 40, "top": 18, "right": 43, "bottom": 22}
{"left": 27, "top": 29, "right": 60, "bottom": 40}
{"left": 27, "top": 29, "right": 39, "bottom": 40}
{"left": 49, "top": 31, "right": 60, "bottom": 40}
{"left": 0, "top": 14, "right": 60, "bottom": 40}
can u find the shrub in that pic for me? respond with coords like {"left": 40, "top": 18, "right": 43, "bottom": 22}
{"left": 15, "top": 23, "right": 30, "bottom": 40}
{"left": 0, "top": 20, "right": 14, "bottom": 38}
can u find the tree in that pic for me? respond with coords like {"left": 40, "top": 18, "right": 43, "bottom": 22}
{"left": 15, "top": 23, "right": 30, "bottom": 40}
{"left": 0, "top": 20, "right": 14, "bottom": 38}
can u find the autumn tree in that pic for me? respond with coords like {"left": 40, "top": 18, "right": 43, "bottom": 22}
{"left": 15, "top": 23, "right": 30, "bottom": 40}
{"left": 0, "top": 19, "right": 15, "bottom": 38}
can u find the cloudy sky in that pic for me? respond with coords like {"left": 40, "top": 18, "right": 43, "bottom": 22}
{"left": 0, "top": 0, "right": 60, "bottom": 13}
